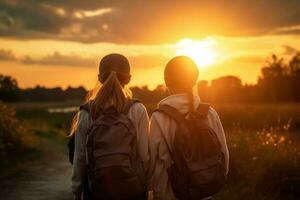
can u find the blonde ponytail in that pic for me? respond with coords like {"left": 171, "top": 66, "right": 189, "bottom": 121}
{"left": 70, "top": 52, "right": 133, "bottom": 136}
{"left": 91, "top": 71, "right": 130, "bottom": 119}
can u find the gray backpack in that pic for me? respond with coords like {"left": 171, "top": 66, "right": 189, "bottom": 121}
{"left": 156, "top": 103, "right": 226, "bottom": 200}
{"left": 85, "top": 99, "right": 147, "bottom": 200}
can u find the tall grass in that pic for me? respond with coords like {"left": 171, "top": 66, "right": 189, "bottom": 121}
{"left": 216, "top": 120, "right": 300, "bottom": 199}
{"left": 213, "top": 103, "right": 300, "bottom": 131}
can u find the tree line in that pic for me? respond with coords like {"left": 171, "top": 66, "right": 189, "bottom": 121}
{"left": 1, "top": 52, "right": 300, "bottom": 103}
{"left": 198, "top": 52, "right": 300, "bottom": 103}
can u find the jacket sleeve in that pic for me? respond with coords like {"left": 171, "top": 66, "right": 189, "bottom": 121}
{"left": 130, "top": 103, "right": 150, "bottom": 176}
{"left": 149, "top": 113, "right": 177, "bottom": 200}
{"left": 149, "top": 114, "right": 162, "bottom": 198}
{"left": 71, "top": 110, "right": 90, "bottom": 197}
{"left": 209, "top": 108, "right": 229, "bottom": 174}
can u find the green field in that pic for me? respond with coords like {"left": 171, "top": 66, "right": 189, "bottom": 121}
{"left": 1, "top": 101, "right": 300, "bottom": 199}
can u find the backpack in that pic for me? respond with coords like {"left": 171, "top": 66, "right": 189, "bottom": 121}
{"left": 85, "top": 99, "right": 147, "bottom": 200}
{"left": 155, "top": 103, "right": 226, "bottom": 200}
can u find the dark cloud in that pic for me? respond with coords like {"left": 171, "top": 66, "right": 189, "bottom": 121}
{"left": 0, "top": 0, "right": 70, "bottom": 37}
{"left": 21, "top": 52, "right": 95, "bottom": 67}
{"left": 1, "top": 0, "right": 300, "bottom": 44}
{"left": 0, "top": 49, "right": 16, "bottom": 60}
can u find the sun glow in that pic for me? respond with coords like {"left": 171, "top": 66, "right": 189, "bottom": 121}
{"left": 176, "top": 38, "right": 217, "bottom": 68}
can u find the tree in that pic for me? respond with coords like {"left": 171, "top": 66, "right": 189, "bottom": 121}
{"left": 288, "top": 52, "right": 300, "bottom": 77}
{"left": 211, "top": 76, "right": 242, "bottom": 102}
{"left": 0, "top": 74, "right": 19, "bottom": 102}
{"left": 288, "top": 52, "right": 300, "bottom": 101}
{"left": 197, "top": 80, "right": 210, "bottom": 102}
{"left": 259, "top": 55, "right": 287, "bottom": 80}
{"left": 258, "top": 55, "right": 289, "bottom": 102}
{"left": 257, "top": 53, "right": 300, "bottom": 102}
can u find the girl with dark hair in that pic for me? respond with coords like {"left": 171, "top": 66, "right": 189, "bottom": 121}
{"left": 149, "top": 56, "right": 229, "bottom": 200}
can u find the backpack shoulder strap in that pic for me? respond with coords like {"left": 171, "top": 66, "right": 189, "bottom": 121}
{"left": 154, "top": 104, "right": 185, "bottom": 124}
{"left": 80, "top": 101, "right": 92, "bottom": 113}
{"left": 197, "top": 103, "right": 211, "bottom": 116}
{"left": 124, "top": 98, "right": 140, "bottom": 114}
{"left": 154, "top": 105, "right": 183, "bottom": 163}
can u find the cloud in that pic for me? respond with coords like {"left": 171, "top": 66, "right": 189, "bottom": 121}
{"left": 21, "top": 52, "right": 95, "bottom": 67}
{"left": 282, "top": 45, "right": 299, "bottom": 55}
{"left": 271, "top": 25, "right": 300, "bottom": 35}
{"left": 0, "top": 47, "right": 168, "bottom": 69}
{"left": 0, "top": 49, "right": 16, "bottom": 60}
{"left": 1, "top": 0, "right": 300, "bottom": 44}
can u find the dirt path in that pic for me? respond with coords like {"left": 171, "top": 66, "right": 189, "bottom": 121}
{"left": 0, "top": 138, "right": 73, "bottom": 200}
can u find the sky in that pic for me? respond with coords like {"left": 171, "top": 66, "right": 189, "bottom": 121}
{"left": 0, "top": 0, "right": 300, "bottom": 89}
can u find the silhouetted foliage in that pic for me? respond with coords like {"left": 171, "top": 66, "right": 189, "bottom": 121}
{"left": 198, "top": 52, "right": 300, "bottom": 103}
{"left": 0, "top": 101, "right": 36, "bottom": 163}
{"left": 19, "top": 86, "right": 87, "bottom": 102}
{"left": 258, "top": 53, "right": 300, "bottom": 102}
{"left": 131, "top": 85, "right": 168, "bottom": 104}
{"left": 0, "top": 74, "right": 20, "bottom": 102}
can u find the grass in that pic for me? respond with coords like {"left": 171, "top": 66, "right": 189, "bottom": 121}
{"left": 210, "top": 103, "right": 300, "bottom": 199}
{"left": 212, "top": 103, "right": 300, "bottom": 131}
{"left": 216, "top": 128, "right": 300, "bottom": 199}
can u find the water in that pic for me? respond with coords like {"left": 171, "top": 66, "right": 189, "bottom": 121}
{"left": 48, "top": 107, "right": 78, "bottom": 113}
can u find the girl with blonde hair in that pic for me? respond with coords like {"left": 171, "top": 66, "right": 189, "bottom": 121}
{"left": 71, "top": 54, "right": 149, "bottom": 200}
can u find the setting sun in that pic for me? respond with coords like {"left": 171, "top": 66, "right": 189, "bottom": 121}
{"left": 176, "top": 38, "right": 217, "bottom": 68}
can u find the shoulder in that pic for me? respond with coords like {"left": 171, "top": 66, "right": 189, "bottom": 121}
{"left": 78, "top": 109, "right": 91, "bottom": 125}
{"left": 208, "top": 106, "right": 218, "bottom": 116}
{"left": 129, "top": 101, "right": 149, "bottom": 117}
{"left": 151, "top": 108, "right": 165, "bottom": 119}
{"left": 150, "top": 108, "right": 171, "bottom": 126}
{"left": 207, "top": 106, "right": 222, "bottom": 124}
{"left": 131, "top": 101, "right": 147, "bottom": 111}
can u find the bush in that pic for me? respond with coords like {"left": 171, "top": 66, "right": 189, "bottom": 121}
{"left": 0, "top": 101, "right": 37, "bottom": 163}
